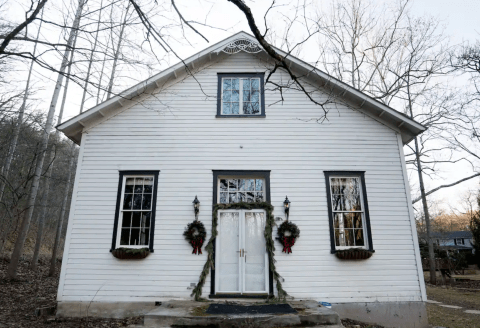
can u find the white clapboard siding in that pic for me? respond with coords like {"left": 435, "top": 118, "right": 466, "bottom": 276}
{"left": 58, "top": 51, "right": 424, "bottom": 304}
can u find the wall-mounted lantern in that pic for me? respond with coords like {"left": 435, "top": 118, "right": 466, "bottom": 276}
{"left": 193, "top": 196, "right": 200, "bottom": 220}
{"left": 284, "top": 196, "right": 291, "bottom": 220}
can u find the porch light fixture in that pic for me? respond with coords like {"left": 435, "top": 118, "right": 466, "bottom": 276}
{"left": 193, "top": 196, "right": 200, "bottom": 220}
{"left": 284, "top": 196, "right": 291, "bottom": 220}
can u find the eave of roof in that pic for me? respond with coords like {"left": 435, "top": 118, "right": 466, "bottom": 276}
{"left": 57, "top": 31, "right": 426, "bottom": 145}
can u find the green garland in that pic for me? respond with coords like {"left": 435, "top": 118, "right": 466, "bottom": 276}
{"left": 191, "top": 202, "right": 287, "bottom": 301}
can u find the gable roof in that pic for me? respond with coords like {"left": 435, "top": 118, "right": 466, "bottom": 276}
{"left": 432, "top": 231, "right": 473, "bottom": 239}
{"left": 57, "top": 31, "right": 426, "bottom": 145}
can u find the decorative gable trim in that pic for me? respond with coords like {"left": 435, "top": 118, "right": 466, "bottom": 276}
{"left": 221, "top": 38, "right": 263, "bottom": 54}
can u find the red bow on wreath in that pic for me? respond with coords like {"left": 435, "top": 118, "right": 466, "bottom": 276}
{"left": 191, "top": 238, "right": 203, "bottom": 254}
{"left": 282, "top": 236, "right": 296, "bottom": 254}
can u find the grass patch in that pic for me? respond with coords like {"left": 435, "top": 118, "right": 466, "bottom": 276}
{"left": 427, "top": 304, "right": 480, "bottom": 328}
{"left": 191, "top": 304, "right": 211, "bottom": 316}
{"left": 427, "top": 285, "right": 480, "bottom": 309}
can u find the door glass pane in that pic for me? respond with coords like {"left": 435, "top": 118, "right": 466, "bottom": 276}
{"left": 218, "top": 212, "right": 240, "bottom": 292}
{"left": 244, "top": 212, "right": 266, "bottom": 292}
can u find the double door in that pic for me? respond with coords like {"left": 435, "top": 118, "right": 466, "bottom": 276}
{"left": 215, "top": 209, "right": 268, "bottom": 294}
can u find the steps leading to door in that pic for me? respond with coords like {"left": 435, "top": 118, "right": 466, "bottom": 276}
{"left": 140, "top": 300, "right": 344, "bottom": 328}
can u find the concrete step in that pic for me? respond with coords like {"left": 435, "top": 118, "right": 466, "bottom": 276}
{"left": 142, "top": 301, "right": 343, "bottom": 328}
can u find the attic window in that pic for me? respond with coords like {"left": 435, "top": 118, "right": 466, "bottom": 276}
{"left": 216, "top": 73, "right": 265, "bottom": 117}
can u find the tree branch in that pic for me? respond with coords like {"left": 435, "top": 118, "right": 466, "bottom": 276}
{"left": 412, "top": 173, "right": 480, "bottom": 204}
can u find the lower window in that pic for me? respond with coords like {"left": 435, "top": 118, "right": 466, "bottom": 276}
{"left": 111, "top": 171, "right": 159, "bottom": 251}
{"left": 324, "top": 171, "right": 374, "bottom": 253}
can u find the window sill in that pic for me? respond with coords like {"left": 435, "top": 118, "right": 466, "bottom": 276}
{"left": 216, "top": 115, "right": 266, "bottom": 118}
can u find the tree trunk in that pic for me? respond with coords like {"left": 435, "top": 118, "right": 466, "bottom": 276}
{"left": 30, "top": 146, "right": 56, "bottom": 270}
{"left": 407, "top": 81, "right": 436, "bottom": 285}
{"left": 79, "top": 0, "right": 103, "bottom": 113}
{"left": 7, "top": 0, "right": 86, "bottom": 279}
{"left": 49, "top": 143, "right": 75, "bottom": 276}
{"left": 106, "top": 4, "right": 130, "bottom": 99}
{"left": 0, "top": 10, "right": 44, "bottom": 202}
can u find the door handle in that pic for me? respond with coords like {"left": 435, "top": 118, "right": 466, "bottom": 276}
{"left": 237, "top": 249, "right": 242, "bottom": 257}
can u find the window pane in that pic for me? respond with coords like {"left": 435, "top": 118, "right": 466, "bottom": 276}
{"left": 345, "top": 177, "right": 360, "bottom": 194}
{"left": 255, "top": 192, "right": 264, "bottom": 202}
{"left": 122, "top": 212, "right": 132, "bottom": 228}
{"left": 251, "top": 90, "right": 259, "bottom": 103}
{"left": 355, "top": 229, "right": 365, "bottom": 246}
{"left": 243, "top": 79, "right": 250, "bottom": 90}
{"left": 332, "top": 194, "right": 344, "bottom": 211}
{"left": 220, "top": 192, "right": 228, "bottom": 204}
{"left": 123, "top": 194, "right": 132, "bottom": 210}
{"left": 334, "top": 229, "right": 341, "bottom": 246}
{"left": 120, "top": 228, "right": 130, "bottom": 245}
{"left": 345, "top": 194, "right": 361, "bottom": 211}
{"left": 232, "top": 78, "right": 239, "bottom": 90}
{"left": 131, "top": 212, "right": 141, "bottom": 227}
{"left": 130, "top": 228, "right": 140, "bottom": 245}
{"left": 353, "top": 213, "right": 363, "bottom": 228}
{"left": 140, "top": 228, "right": 150, "bottom": 245}
{"left": 142, "top": 194, "right": 152, "bottom": 210}
{"left": 133, "top": 194, "right": 142, "bottom": 210}
{"left": 245, "top": 179, "right": 255, "bottom": 191}
{"left": 222, "top": 102, "right": 231, "bottom": 114}
{"left": 344, "top": 214, "right": 353, "bottom": 228}
{"left": 223, "top": 78, "right": 231, "bottom": 90}
{"left": 238, "top": 179, "right": 245, "bottom": 191}
{"left": 243, "top": 90, "right": 251, "bottom": 102}
{"left": 243, "top": 102, "right": 252, "bottom": 114}
{"left": 144, "top": 177, "right": 153, "bottom": 193}
{"left": 246, "top": 192, "right": 255, "bottom": 202}
{"left": 344, "top": 230, "right": 354, "bottom": 246}
{"left": 228, "top": 179, "right": 238, "bottom": 191}
{"left": 134, "top": 178, "right": 144, "bottom": 193}
{"left": 229, "top": 192, "right": 237, "bottom": 203}
{"left": 220, "top": 179, "right": 228, "bottom": 191}
{"left": 232, "top": 90, "right": 239, "bottom": 102}
{"left": 143, "top": 212, "right": 151, "bottom": 229}
{"left": 333, "top": 213, "right": 341, "bottom": 229}
{"left": 251, "top": 102, "right": 260, "bottom": 114}
{"left": 251, "top": 78, "right": 259, "bottom": 90}
{"left": 239, "top": 192, "right": 246, "bottom": 202}
{"left": 125, "top": 178, "right": 135, "bottom": 193}
{"left": 223, "top": 90, "right": 231, "bottom": 102}
{"left": 231, "top": 102, "right": 239, "bottom": 114}
{"left": 255, "top": 179, "right": 263, "bottom": 191}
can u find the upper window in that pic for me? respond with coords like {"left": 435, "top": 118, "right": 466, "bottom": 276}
{"left": 455, "top": 238, "right": 464, "bottom": 245}
{"left": 324, "top": 172, "right": 374, "bottom": 253}
{"left": 218, "top": 178, "right": 265, "bottom": 204}
{"left": 217, "top": 73, "right": 265, "bottom": 117}
{"left": 111, "top": 171, "right": 159, "bottom": 251}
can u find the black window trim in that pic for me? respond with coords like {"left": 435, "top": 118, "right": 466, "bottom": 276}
{"left": 324, "top": 171, "right": 374, "bottom": 254}
{"left": 111, "top": 170, "right": 159, "bottom": 253}
{"left": 216, "top": 73, "right": 266, "bottom": 118}
{"left": 210, "top": 170, "right": 273, "bottom": 297}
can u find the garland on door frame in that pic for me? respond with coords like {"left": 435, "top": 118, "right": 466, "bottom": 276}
{"left": 191, "top": 202, "right": 287, "bottom": 301}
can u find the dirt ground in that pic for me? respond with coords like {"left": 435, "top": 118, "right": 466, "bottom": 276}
{"left": 0, "top": 256, "right": 142, "bottom": 327}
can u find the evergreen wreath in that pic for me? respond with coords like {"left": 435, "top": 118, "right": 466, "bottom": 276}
{"left": 183, "top": 221, "right": 207, "bottom": 255}
{"left": 191, "top": 202, "right": 287, "bottom": 301}
{"left": 277, "top": 221, "right": 300, "bottom": 254}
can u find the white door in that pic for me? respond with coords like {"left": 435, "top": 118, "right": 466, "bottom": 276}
{"left": 216, "top": 209, "right": 268, "bottom": 294}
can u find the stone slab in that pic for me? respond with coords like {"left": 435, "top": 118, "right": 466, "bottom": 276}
{"left": 439, "top": 304, "right": 462, "bottom": 309}
{"left": 464, "top": 310, "right": 480, "bottom": 314}
{"left": 426, "top": 300, "right": 441, "bottom": 304}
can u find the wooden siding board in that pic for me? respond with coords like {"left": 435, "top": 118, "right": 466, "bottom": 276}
{"left": 59, "top": 52, "right": 422, "bottom": 303}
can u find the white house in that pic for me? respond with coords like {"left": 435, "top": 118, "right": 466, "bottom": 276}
{"left": 56, "top": 32, "right": 428, "bottom": 327}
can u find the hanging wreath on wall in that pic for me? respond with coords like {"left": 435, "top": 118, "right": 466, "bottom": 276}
{"left": 277, "top": 221, "right": 300, "bottom": 254}
{"left": 183, "top": 221, "right": 207, "bottom": 255}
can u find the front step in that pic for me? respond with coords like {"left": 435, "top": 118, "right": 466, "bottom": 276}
{"left": 141, "top": 300, "right": 343, "bottom": 328}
